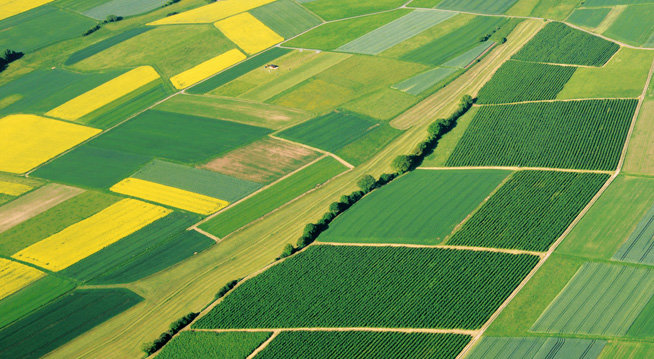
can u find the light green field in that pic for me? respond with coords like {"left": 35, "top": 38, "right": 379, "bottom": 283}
{"left": 624, "top": 100, "right": 654, "bottom": 175}
{"left": 558, "top": 175, "right": 654, "bottom": 260}
{"left": 567, "top": 8, "right": 611, "bottom": 28}
{"left": 557, "top": 48, "right": 654, "bottom": 99}
{"left": 604, "top": 4, "right": 654, "bottom": 46}
{"left": 303, "top": 0, "right": 406, "bottom": 21}
{"left": 393, "top": 67, "right": 459, "bottom": 96}
{"left": 468, "top": 337, "right": 606, "bottom": 359}
{"left": 506, "top": 0, "right": 580, "bottom": 20}
{"left": 341, "top": 88, "right": 419, "bottom": 120}
{"left": 250, "top": 0, "right": 322, "bottom": 39}
{"left": 421, "top": 106, "right": 479, "bottom": 166}
{"left": 154, "top": 94, "right": 312, "bottom": 130}
{"left": 72, "top": 25, "right": 236, "bottom": 78}
{"left": 599, "top": 341, "right": 654, "bottom": 359}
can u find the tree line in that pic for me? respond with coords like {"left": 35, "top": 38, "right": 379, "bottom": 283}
{"left": 0, "top": 49, "right": 23, "bottom": 73}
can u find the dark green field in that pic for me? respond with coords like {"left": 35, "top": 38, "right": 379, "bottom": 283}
{"left": 0, "top": 289, "right": 143, "bottom": 359}
{"left": 567, "top": 8, "right": 611, "bottom": 28}
{"left": 258, "top": 332, "right": 471, "bottom": 359}
{"left": 335, "top": 123, "right": 403, "bottom": 166}
{"left": 251, "top": 0, "right": 322, "bottom": 39}
{"left": 447, "top": 171, "right": 609, "bottom": 251}
{"left": 446, "top": 99, "right": 637, "bottom": 170}
{"left": 156, "top": 331, "right": 271, "bottom": 359}
{"left": 193, "top": 245, "right": 539, "bottom": 329}
{"left": 64, "top": 28, "right": 152, "bottom": 66}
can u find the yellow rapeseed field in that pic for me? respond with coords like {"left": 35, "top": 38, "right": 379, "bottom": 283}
{"left": 0, "top": 114, "right": 101, "bottom": 174}
{"left": 148, "top": 0, "right": 275, "bottom": 25}
{"left": 0, "top": 0, "right": 53, "bottom": 22}
{"left": 215, "top": 12, "right": 284, "bottom": 54}
{"left": 0, "top": 258, "right": 45, "bottom": 301}
{"left": 45, "top": 66, "right": 160, "bottom": 121}
{"left": 110, "top": 178, "right": 229, "bottom": 215}
{"left": 13, "top": 199, "right": 170, "bottom": 271}
{"left": 0, "top": 180, "right": 32, "bottom": 196}
{"left": 170, "top": 49, "right": 245, "bottom": 89}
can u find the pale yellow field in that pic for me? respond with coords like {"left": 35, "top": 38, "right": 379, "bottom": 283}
{"left": 0, "top": 180, "right": 32, "bottom": 196}
{"left": 215, "top": 12, "right": 283, "bottom": 54}
{"left": 0, "top": 114, "right": 101, "bottom": 174}
{"left": 46, "top": 66, "right": 160, "bottom": 121}
{"left": 13, "top": 199, "right": 170, "bottom": 271}
{"left": 0, "top": 0, "right": 53, "bottom": 21}
{"left": 110, "top": 178, "right": 228, "bottom": 215}
{"left": 0, "top": 258, "right": 45, "bottom": 301}
{"left": 148, "top": 0, "right": 274, "bottom": 25}
{"left": 170, "top": 49, "right": 245, "bottom": 89}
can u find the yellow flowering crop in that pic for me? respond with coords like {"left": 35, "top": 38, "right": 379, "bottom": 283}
{"left": 0, "top": 0, "right": 53, "bottom": 21}
{"left": 46, "top": 66, "right": 160, "bottom": 121}
{"left": 0, "top": 258, "right": 45, "bottom": 300}
{"left": 215, "top": 12, "right": 283, "bottom": 55}
{"left": 110, "top": 178, "right": 229, "bottom": 215}
{"left": 0, "top": 181, "right": 32, "bottom": 196}
{"left": 148, "top": 0, "right": 274, "bottom": 25}
{"left": 170, "top": 49, "right": 245, "bottom": 89}
{"left": 0, "top": 114, "right": 101, "bottom": 174}
{"left": 13, "top": 199, "right": 170, "bottom": 271}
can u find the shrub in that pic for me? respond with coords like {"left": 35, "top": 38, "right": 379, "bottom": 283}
{"left": 357, "top": 175, "right": 377, "bottom": 193}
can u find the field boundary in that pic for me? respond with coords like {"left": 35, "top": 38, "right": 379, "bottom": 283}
{"left": 269, "top": 135, "right": 354, "bottom": 169}
{"left": 314, "top": 241, "right": 544, "bottom": 257}
{"left": 418, "top": 166, "right": 613, "bottom": 174}
{"left": 475, "top": 97, "right": 639, "bottom": 106}
{"left": 246, "top": 331, "right": 280, "bottom": 359}
{"left": 191, "top": 327, "right": 480, "bottom": 335}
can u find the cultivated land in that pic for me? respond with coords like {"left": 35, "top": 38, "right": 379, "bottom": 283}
{"left": 0, "top": 0, "right": 652, "bottom": 358}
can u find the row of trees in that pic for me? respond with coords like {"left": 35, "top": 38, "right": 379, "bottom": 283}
{"left": 142, "top": 312, "right": 199, "bottom": 355}
{"left": 83, "top": 15, "right": 124, "bottom": 36}
{"left": 0, "top": 49, "right": 23, "bottom": 73}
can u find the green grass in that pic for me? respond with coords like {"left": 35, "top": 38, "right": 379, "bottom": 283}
{"left": 73, "top": 24, "right": 236, "bottom": 78}
{"left": 193, "top": 245, "right": 538, "bottom": 329}
{"left": 476, "top": 60, "right": 577, "bottom": 104}
{"left": 393, "top": 67, "right": 459, "bottom": 96}
{"left": 400, "top": 16, "right": 508, "bottom": 66}
{"left": 446, "top": 100, "right": 637, "bottom": 171}
{"left": 0, "top": 289, "right": 143, "bottom": 359}
{"left": 447, "top": 171, "right": 609, "bottom": 251}
{"left": 0, "top": 191, "right": 119, "bottom": 255}
{"left": 187, "top": 47, "right": 291, "bottom": 94}
{"left": 531, "top": 262, "right": 654, "bottom": 336}
{"left": 250, "top": 0, "right": 322, "bottom": 39}
{"left": 132, "top": 160, "right": 262, "bottom": 202}
{"left": 60, "top": 212, "right": 200, "bottom": 282}
{"left": 33, "top": 145, "right": 151, "bottom": 189}
{"left": 557, "top": 48, "right": 654, "bottom": 99}
{"left": 284, "top": 10, "right": 410, "bottom": 50}
{"left": 558, "top": 175, "right": 654, "bottom": 260}
{"left": 302, "top": 0, "right": 406, "bottom": 21}
{"left": 612, "top": 203, "right": 654, "bottom": 265}
{"left": 90, "top": 110, "right": 271, "bottom": 164}
{"left": 258, "top": 332, "right": 471, "bottom": 359}
{"left": 336, "top": 10, "right": 455, "bottom": 55}
{"left": 342, "top": 88, "right": 419, "bottom": 120}
{"left": 82, "top": 0, "right": 166, "bottom": 19}
{"left": 335, "top": 122, "right": 403, "bottom": 166}
{"left": 155, "top": 94, "right": 311, "bottom": 130}
{"left": 0, "top": 5, "right": 96, "bottom": 52}
{"left": 512, "top": 22, "right": 619, "bottom": 66}
{"left": 525, "top": 0, "right": 582, "bottom": 20}
{"left": 628, "top": 295, "right": 654, "bottom": 337}
{"left": 320, "top": 169, "right": 510, "bottom": 244}
{"left": 567, "top": 8, "right": 611, "bottom": 28}
{"left": 468, "top": 337, "right": 606, "bottom": 359}
{"left": 598, "top": 341, "right": 654, "bottom": 359}
{"left": 624, "top": 100, "right": 654, "bottom": 176}
{"left": 156, "top": 331, "right": 271, "bottom": 359}
{"left": 0, "top": 276, "right": 76, "bottom": 330}
{"left": 65, "top": 28, "right": 152, "bottom": 65}
{"left": 604, "top": 4, "right": 654, "bottom": 46}
{"left": 585, "top": 0, "right": 654, "bottom": 4}
{"left": 435, "top": 0, "right": 520, "bottom": 14}
{"left": 0, "top": 68, "right": 121, "bottom": 117}
{"left": 200, "top": 156, "right": 348, "bottom": 238}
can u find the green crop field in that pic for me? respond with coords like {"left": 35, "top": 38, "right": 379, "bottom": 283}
{"left": 132, "top": 160, "right": 262, "bottom": 202}
{"left": 81, "top": 0, "right": 166, "bottom": 20}
{"left": 65, "top": 28, "right": 151, "bottom": 66}
{"left": 612, "top": 204, "right": 654, "bottom": 265}
{"left": 512, "top": 22, "right": 619, "bottom": 66}
{"left": 599, "top": 341, "right": 654, "bottom": 359}
{"left": 193, "top": 246, "right": 539, "bottom": 329}
{"left": 445, "top": 100, "right": 637, "bottom": 170}
{"left": 393, "top": 67, "right": 459, "bottom": 96}
{"left": 476, "top": 61, "right": 577, "bottom": 103}
{"left": 156, "top": 331, "right": 271, "bottom": 359}
{"left": 440, "top": 41, "right": 495, "bottom": 68}
{"left": 584, "top": 0, "right": 654, "bottom": 5}
{"left": 447, "top": 171, "right": 609, "bottom": 252}
{"left": 468, "top": 337, "right": 606, "bottom": 359}
{"left": 342, "top": 88, "right": 419, "bottom": 120}
{"left": 0, "top": 289, "right": 142, "bottom": 359}
{"left": 624, "top": 100, "right": 654, "bottom": 175}
{"left": 284, "top": 10, "right": 410, "bottom": 50}
{"left": 435, "top": 0, "right": 519, "bottom": 14}
{"left": 422, "top": 107, "right": 479, "bottom": 166}
{"left": 604, "top": 4, "right": 654, "bottom": 46}
{"left": 335, "top": 122, "right": 403, "bottom": 166}
{"left": 0, "top": 6, "right": 96, "bottom": 52}
{"left": 336, "top": 10, "right": 455, "bottom": 55}
{"left": 320, "top": 169, "right": 510, "bottom": 244}
{"left": 200, "top": 156, "right": 348, "bottom": 238}
{"left": 400, "top": 16, "right": 507, "bottom": 66}
{"left": 567, "top": 8, "right": 611, "bottom": 28}
{"left": 531, "top": 262, "right": 654, "bottom": 336}
{"left": 251, "top": 0, "right": 322, "bottom": 39}
{"left": 302, "top": 0, "right": 406, "bottom": 21}
{"left": 0, "top": 191, "right": 119, "bottom": 255}
{"left": 258, "top": 332, "right": 471, "bottom": 359}
{"left": 72, "top": 24, "right": 236, "bottom": 78}
{"left": 154, "top": 94, "right": 311, "bottom": 130}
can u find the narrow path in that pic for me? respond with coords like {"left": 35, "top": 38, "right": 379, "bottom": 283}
{"left": 418, "top": 166, "right": 614, "bottom": 175}
{"left": 192, "top": 327, "right": 480, "bottom": 336}
{"left": 315, "top": 241, "right": 544, "bottom": 257}
{"left": 246, "top": 331, "right": 280, "bottom": 359}
{"left": 269, "top": 135, "right": 354, "bottom": 169}
{"left": 192, "top": 227, "right": 221, "bottom": 243}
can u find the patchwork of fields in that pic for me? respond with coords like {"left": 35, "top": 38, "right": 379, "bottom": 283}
{"left": 0, "top": 0, "right": 651, "bottom": 358}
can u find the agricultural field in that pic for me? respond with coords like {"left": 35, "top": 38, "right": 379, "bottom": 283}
{"left": 250, "top": 0, "right": 321, "bottom": 39}
{"left": 193, "top": 245, "right": 539, "bottom": 329}
{"left": 468, "top": 337, "right": 607, "bottom": 359}
{"left": 603, "top": 4, "right": 654, "bottom": 46}
{"left": 567, "top": 8, "right": 611, "bottom": 28}
{"left": 214, "top": 13, "right": 283, "bottom": 55}
{"left": 320, "top": 169, "right": 510, "bottom": 244}
{"left": 156, "top": 331, "right": 271, "bottom": 359}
